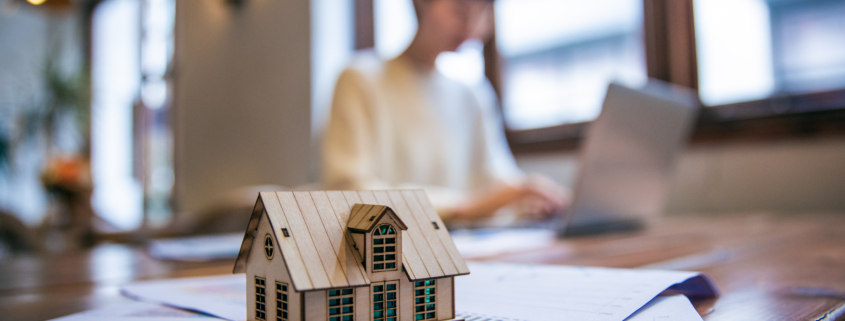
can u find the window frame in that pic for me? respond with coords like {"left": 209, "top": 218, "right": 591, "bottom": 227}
{"left": 353, "top": 0, "right": 845, "bottom": 154}
{"left": 372, "top": 280, "right": 399, "bottom": 321}
{"left": 276, "top": 281, "right": 289, "bottom": 321}
{"left": 371, "top": 224, "right": 398, "bottom": 272}
{"left": 255, "top": 277, "right": 267, "bottom": 321}
{"left": 413, "top": 279, "right": 436, "bottom": 320}
{"left": 328, "top": 288, "right": 355, "bottom": 321}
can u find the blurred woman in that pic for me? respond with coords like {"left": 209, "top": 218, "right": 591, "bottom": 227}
{"left": 322, "top": 0, "right": 568, "bottom": 225}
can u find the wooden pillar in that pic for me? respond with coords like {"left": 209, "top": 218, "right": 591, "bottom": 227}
{"left": 643, "top": 0, "right": 699, "bottom": 90}
{"left": 354, "top": 0, "right": 375, "bottom": 50}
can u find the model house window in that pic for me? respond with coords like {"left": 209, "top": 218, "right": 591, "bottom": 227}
{"left": 255, "top": 277, "right": 267, "bottom": 320}
{"left": 264, "top": 234, "right": 274, "bottom": 259}
{"left": 373, "top": 281, "right": 398, "bottom": 321}
{"left": 328, "top": 288, "right": 354, "bottom": 321}
{"left": 414, "top": 280, "right": 436, "bottom": 320}
{"left": 372, "top": 224, "right": 397, "bottom": 271}
{"left": 276, "top": 282, "right": 288, "bottom": 321}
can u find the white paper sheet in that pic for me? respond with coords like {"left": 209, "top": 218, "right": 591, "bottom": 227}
{"left": 148, "top": 233, "right": 243, "bottom": 261}
{"left": 120, "top": 263, "right": 716, "bottom": 321}
{"left": 49, "top": 301, "right": 222, "bottom": 320}
{"left": 455, "top": 262, "right": 714, "bottom": 321}
{"left": 121, "top": 274, "right": 246, "bottom": 321}
{"left": 456, "top": 295, "right": 702, "bottom": 321}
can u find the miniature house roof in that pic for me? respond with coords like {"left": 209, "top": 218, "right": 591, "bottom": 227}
{"left": 233, "top": 190, "right": 470, "bottom": 292}
{"left": 346, "top": 204, "right": 408, "bottom": 233}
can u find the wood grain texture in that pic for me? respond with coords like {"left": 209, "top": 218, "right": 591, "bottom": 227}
{"left": 374, "top": 191, "right": 440, "bottom": 273}
{"left": 356, "top": 283, "right": 371, "bottom": 321}
{"left": 410, "top": 189, "right": 470, "bottom": 274}
{"left": 303, "top": 290, "right": 326, "bottom": 321}
{"left": 292, "top": 192, "right": 349, "bottom": 288}
{"left": 324, "top": 191, "right": 371, "bottom": 282}
{"left": 437, "top": 277, "right": 453, "bottom": 320}
{"left": 357, "top": 190, "right": 377, "bottom": 205}
{"left": 326, "top": 191, "right": 355, "bottom": 225}
{"left": 258, "top": 192, "right": 314, "bottom": 291}
{"left": 371, "top": 190, "right": 435, "bottom": 279}
{"left": 342, "top": 190, "right": 364, "bottom": 206}
{"left": 309, "top": 191, "right": 368, "bottom": 287}
{"left": 347, "top": 204, "right": 372, "bottom": 230}
{"left": 388, "top": 190, "right": 458, "bottom": 276}
{"left": 275, "top": 192, "right": 332, "bottom": 290}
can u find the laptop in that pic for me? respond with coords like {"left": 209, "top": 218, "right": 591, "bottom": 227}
{"left": 557, "top": 80, "right": 699, "bottom": 237}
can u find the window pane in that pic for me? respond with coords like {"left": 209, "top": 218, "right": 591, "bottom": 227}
{"left": 496, "top": 0, "right": 647, "bottom": 129}
{"left": 695, "top": 0, "right": 845, "bottom": 107}
{"left": 694, "top": 0, "right": 775, "bottom": 105}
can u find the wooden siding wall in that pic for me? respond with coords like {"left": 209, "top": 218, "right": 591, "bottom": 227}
{"left": 246, "top": 213, "right": 302, "bottom": 321}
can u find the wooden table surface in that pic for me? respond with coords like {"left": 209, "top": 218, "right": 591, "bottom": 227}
{"left": 1, "top": 213, "right": 844, "bottom": 321}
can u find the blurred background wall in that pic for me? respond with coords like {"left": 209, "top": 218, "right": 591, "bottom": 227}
{"left": 173, "top": 0, "right": 314, "bottom": 217}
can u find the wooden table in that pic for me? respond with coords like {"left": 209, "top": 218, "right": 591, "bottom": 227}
{"left": 1, "top": 213, "right": 844, "bottom": 321}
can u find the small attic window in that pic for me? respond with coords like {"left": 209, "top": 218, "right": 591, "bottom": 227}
{"left": 264, "top": 234, "right": 274, "bottom": 259}
{"left": 281, "top": 228, "right": 290, "bottom": 237}
{"left": 372, "top": 224, "right": 397, "bottom": 272}
{"left": 369, "top": 216, "right": 376, "bottom": 221}
{"left": 432, "top": 222, "right": 440, "bottom": 230}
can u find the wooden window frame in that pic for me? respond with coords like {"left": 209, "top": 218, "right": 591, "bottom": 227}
{"left": 372, "top": 280, "right": 399, "bottom": 321}
{"left": 354, "top": 0, "right": 845, "bottom": 154}
{"left": 276, "top": 282, "right": 289, "bottom": 321}
{"left": 328, "top": 288, "right": 355, "bottom": 321}
{"left": 371, "top": 224, "right": 397, "bottom": 272}
{"left": 413, "top": 279, "right": 436, "bottom": 320}
{"left": 255, "top": 277, "right": 267, "bottom": 321}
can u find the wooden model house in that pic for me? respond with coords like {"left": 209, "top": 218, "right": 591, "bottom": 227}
{"left": 233, "top": 190, "right": 469, "bottom": 321}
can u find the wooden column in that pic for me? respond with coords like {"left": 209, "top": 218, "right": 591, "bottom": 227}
{"left": 643, "top": 0, "right": 699, "bottom": 90}
{"left": 354, "top": 0, "right": 375, "bottom": 50}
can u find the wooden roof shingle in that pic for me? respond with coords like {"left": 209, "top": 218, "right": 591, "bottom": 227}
{"left": 233, "top": 190, "right": 470, "bottom": 291}
{"left": 346, "top": 204, "right": 408, "bottom": 233}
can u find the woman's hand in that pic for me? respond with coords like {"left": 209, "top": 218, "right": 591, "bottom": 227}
{"left": 445, "top": 175, "right": 570, "bottom": 223}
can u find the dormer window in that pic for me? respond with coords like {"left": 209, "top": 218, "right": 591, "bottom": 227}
{"left": 372, "top": 224, "right": 397, "bottom": 271}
